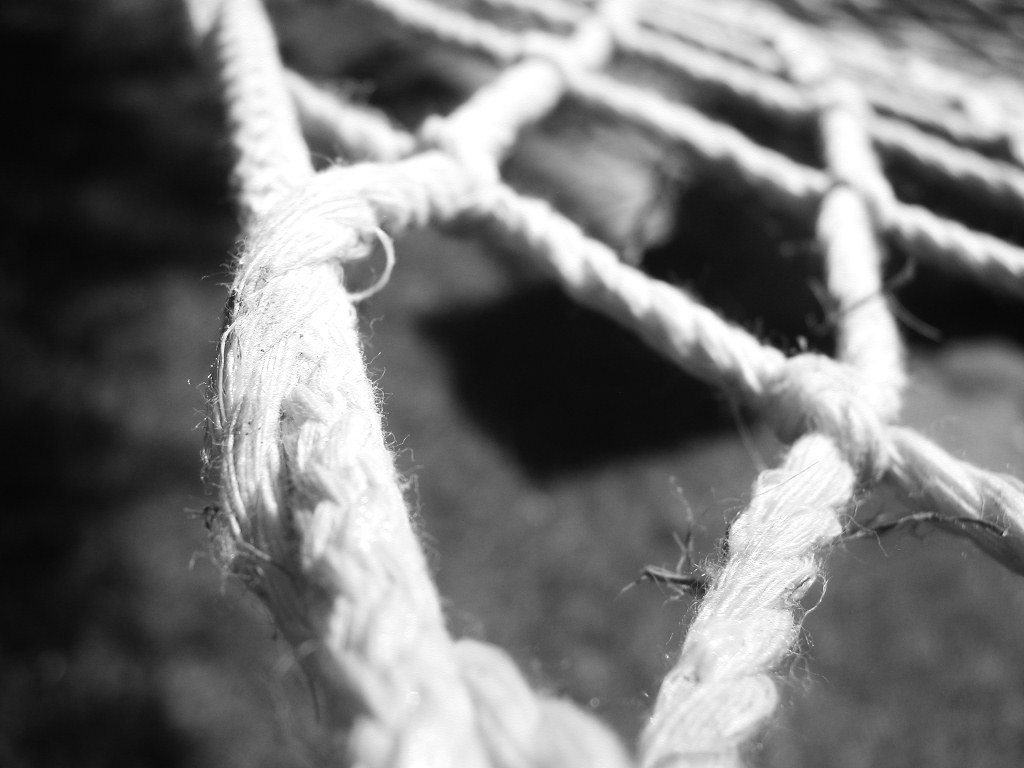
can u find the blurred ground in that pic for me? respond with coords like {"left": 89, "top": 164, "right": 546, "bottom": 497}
{"left": 2, "top": 1, "right": 1024, "bottom": 766}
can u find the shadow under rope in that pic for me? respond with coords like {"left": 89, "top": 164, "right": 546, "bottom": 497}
{"left": 420, "top": 284, "right": 729, "bottom": 478}
{"left": 882, "top": 156, "right": 1024, "bottom": 347}
{"left": 419, "top": 178, "right": 833, "bottom": 478}
{"left": 642, "top": 177, "right": 829, "bottom": 353}
{"left": 419, "top": 158, "right": 1024, "bottom": 480}
{"left": 647, "top": 163, "right": 1024, "bottom": 352}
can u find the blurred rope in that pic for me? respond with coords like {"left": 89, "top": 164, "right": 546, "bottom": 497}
{"left": 353, "top": 0, "right": 1024, "bottom": 298}
{"left": 188, "top": 0, "right": 1024, "bottom": 765}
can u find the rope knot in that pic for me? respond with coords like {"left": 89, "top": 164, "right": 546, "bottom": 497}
{"left": 518, "top": 30, "right": 586, "bottom": 79}
{"left": 763, "top": 354, "right": 890, "bottom": 480}
{"left": 242, "top": 171, "right": 394, "bottom": 300}
{"left": 416, "top": 115, "right": 501, "bottom": 187}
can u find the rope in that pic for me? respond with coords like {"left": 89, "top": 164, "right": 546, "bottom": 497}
{"left": 354, "top": 0, "right": 1024, "bottom": 298}
{"left": 187, "top": 0, "right": 1024, "bottom": 765}
{"left": 644, "top": 0, "right": 1024, "bottom": 160}
{"left": 640, "top": 25, "right": 905, "bottom": 765}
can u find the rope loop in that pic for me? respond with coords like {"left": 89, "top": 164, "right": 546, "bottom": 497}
{"left": 235, "top": 170, "right": 396, "bottom": 304}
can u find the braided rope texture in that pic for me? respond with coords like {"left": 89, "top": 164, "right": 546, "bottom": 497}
{"left": 188, "top": 0, "right": 1024, "bottom": 765}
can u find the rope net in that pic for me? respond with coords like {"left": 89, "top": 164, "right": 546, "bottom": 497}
{"left": 187, "top": 0, "right": 1024, "bottom": 764}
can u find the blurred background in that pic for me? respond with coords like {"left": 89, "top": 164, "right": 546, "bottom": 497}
{"left": 3, "top": 0, "right": 1024, "bottom": 766}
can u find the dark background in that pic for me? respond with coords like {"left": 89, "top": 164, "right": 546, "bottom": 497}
{"left": 3, "top": 1, "right": 1024, "bottom": 766}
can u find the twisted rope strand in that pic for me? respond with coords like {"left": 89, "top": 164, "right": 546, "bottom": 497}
{"left": 647, "top": 0, "right": 1024, "bottom": 162}
{"left": 640, "top": 434, "right": 856, "bottom": 768}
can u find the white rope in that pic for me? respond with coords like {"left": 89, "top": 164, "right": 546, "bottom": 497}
{"left": 194, "top": 0, "right": 638, "bottom": 764}
{"left": 354, "top": 0, "right": 1024, "bottom": 298}
{"left": 188, "top": 0, "right": 1024, "bottom": 765}
{"left": 639, "top": 25, "right": 906, "bottom": 764}
{"left": 284, "top": 71, "right": 416, "bottom": 162}
{"left": 190, "top": 0, "right": 311, "bottom": 224}
{"left": 437, "top": 0, "right": 1024, "bottom": 205}
{"left": 417, "top": 0, "right": 634, "bottom": 179}
{"left": 644, "top": 0, "right": 1024, "bottom": 162}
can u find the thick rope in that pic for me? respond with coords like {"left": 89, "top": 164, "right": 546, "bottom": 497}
{"left": 194, "top": 0, "right": 640, "bottom": 765}
{"left": 191, "top": 0, "right": 1024, "bottom": 765}
{"left": 284, "top": 71, "right": 416, "bottom": 162}
{"left": 639, "top": 26, "right": 906, "bottom": 765}
{"left": 640, "top": 434, "right": 855, "bottom": 768}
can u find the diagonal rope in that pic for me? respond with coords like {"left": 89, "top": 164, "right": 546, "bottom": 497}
{"left": 192, "top": 0, "right": 638, "bottom": 765}
{"left": 639, "top": 24, "right": 906, "bottom": 765}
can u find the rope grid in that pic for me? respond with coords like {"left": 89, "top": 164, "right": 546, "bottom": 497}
{"left": 187, "top": 0, "right": 1024, "bottom": 764}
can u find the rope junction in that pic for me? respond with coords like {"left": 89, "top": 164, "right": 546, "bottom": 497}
{"left": 187, "top": 0, "right": 1024, "bottom": 764}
